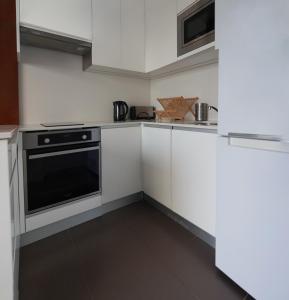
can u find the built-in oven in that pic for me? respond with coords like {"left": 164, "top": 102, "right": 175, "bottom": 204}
{"left": 23, "top": 127, "right": 101, "bottom": 215}
{"left": 177, "top": 0, "right": 215, "bottom": 56}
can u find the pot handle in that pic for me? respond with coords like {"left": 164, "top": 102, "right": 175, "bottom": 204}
{"left": 209, "top": 106, "right": 218, "bottom": 112}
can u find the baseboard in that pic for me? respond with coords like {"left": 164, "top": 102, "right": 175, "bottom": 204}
{"left": 20, "top": 192, "right": 142, "bottom": 247}
{"left": 21, "top": 192, "right": 215, "bottom": 248}
{"left": 144, "top": 193, "right": 216, "bottom": 248}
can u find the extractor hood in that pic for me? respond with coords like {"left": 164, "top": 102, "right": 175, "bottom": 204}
{"left": 20, "top": 26, "right": 91, "bottom": 56}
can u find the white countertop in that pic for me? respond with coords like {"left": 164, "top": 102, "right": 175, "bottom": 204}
{"left": 19, "top": 120, "right": 218, "bottom": 132}
{"left": 0, "top": 125, "right": 18, "bottom": 139}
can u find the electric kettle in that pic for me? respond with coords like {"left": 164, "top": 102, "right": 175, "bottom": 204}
{"left": 113, "top": 101, "right": 129, "bottom": 121}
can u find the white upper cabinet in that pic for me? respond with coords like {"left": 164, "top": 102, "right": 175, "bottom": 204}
{"left": 20, "top": 0, "right": 92, "bottom": 41}
{"left": 92, "top": 0, "right": 145, "bottom": 72}
{"left": 177, "top": 0, "right": 196, "bottom": 14}
{"left": 145, "top": 0, "right": 177, "bottom": 72}
{"left": 92, "top": 0, "right": 121, "bottom": 69}
{"left": 101, "top": 126, "right": 142, "bottom": 204}
{"left": 142, "top": 125, "right": 172, "bottom": 209}
{"left": 172, "top": 129, "right": 216, "bottom": 236}
{"left": 217, "top": 1, "right": 289, "bottom": 139}
{"left": 121, "top": 0, "right": 145, "bottom": 72}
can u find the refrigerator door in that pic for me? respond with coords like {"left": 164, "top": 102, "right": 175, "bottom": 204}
{"left": 217, "top": 1, "right": 289, "bottom": 139}
{"left": 216, "top": 136, "right": 289, "bottom": 299}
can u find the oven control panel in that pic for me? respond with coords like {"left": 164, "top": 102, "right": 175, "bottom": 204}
{"left": 23, "top": 127, "right": 101, "bottom": 149}
{"left": 38, "top": 131, "right": 92, "bottom": 146}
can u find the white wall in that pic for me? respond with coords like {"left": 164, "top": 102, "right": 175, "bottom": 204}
{"left": 150, "top": 63, "right": 218, "bottom": 120}
{"left": 19, "top": 47, "right": 218, "bottom": 124}
{"left": 19, "top": 46, "right": 150, "bottom": 124}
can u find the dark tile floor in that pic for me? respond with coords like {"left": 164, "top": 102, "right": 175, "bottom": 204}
{"left": 19, "top": 201, "right": 252, "bottom": 300}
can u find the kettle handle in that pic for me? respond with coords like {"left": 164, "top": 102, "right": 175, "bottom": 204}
{"left": 124, "top": 102, "right": 129, "bottom": 116}
{"left": 209, "top": 106, "right": 218, "bottom": 112}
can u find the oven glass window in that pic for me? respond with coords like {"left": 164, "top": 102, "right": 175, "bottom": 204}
{"left": 26, "top": 145, "right": 100, "bottom": 214}
{"left": 184, "top": 2, "right": 215, "bottom": 44}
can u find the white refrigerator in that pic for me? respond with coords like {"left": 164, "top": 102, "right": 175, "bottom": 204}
{"left": 215, "top": 1, "right": 289, "bottom": 299}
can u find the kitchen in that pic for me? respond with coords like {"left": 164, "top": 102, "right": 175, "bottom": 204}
{"left": 0, "top": 1, "right": 288, "bottom": 300}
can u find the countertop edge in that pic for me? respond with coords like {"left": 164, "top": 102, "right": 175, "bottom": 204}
{"left": 19, "top": 121, "right": 218, "bottom": 132}
{"left": 0, "top": 126, "right": 18, "bottom": 140}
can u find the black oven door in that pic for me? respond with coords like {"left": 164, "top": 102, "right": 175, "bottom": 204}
{"left": 25, "top": 142, "right": 100, "bottom": 214}
{"left": 178, "top": 0, "right": 215, "bottom": 56}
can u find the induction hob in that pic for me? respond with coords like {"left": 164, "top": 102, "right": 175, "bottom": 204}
{"left": 41, "top": 122, "right": 84, "bottom": 127}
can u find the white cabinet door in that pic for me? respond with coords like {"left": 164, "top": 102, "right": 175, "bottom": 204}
{"left": 20, "top": 0, "right": 92, "bottom": 41}
{"left": 11, "top": 159, "right": 20, "bottom": 261}
{"left": 172, "top": 129, "right": 216, "bottom": 236}
{"left": 9, "top": 160, "right": 19, "bottom": 266}
{"left": 217, "top": 1, "right": 289, "bottom": 139}
{"left": 142, "top": 125, "right": 172, "bottom": 209}
{"left": 7, "top": 139, "right": 20, "bottom": 275}
{"left": 11, "top": 158, "right": 20, "bottom": 300}
{"left": 92, "top": 0, "right": 145, "bottom": 72}
{"left": 101, "top": 126, "right": 142, "bottom": 204}
{"left": 145, "top": 0, "right": 177, "bottom": 72}
{"left": 92, "top": 0, "right": 121, "bottom": 69}
{"left": 121, "top": 0, "right": 145, "bottom": 72}
{"left": 0, "top": 140, "right": 14, "bottom": 300}
{"left": 177, "top": 0, "right": 196, "bottom": 14}
{"left": 9, "top": 180, "right": 15, "bottom": 262}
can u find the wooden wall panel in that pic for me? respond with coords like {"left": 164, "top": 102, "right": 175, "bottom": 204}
{"left": 0, "top": 0, "right": 19, "bottom": 125}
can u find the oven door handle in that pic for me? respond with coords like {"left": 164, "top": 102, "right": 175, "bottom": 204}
{"left": 28, "top": 146, "right": 100, "bottom": 160}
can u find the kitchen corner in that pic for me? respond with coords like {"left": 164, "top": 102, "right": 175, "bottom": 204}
{"left": 1, "top": 0, "right": 288, "bottom": 299}
{"left": 18, "top": 120, "right": 217, "bottom": 237}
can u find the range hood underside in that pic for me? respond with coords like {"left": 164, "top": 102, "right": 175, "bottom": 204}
{"left": 20, "top": 26, "right": 92, "bottom": 56}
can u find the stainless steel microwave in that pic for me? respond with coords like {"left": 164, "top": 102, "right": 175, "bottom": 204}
{"left": 177, "top": 0, "right": 215, "bottom": 57}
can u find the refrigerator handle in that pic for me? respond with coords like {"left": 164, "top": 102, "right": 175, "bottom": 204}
{"left": 229, "top": 137, "right": 289, "bottom": 153}
{"left": 228, "top": 132, "right": 281, "bottom": 141}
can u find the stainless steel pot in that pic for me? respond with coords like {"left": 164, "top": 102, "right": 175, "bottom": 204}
{"left": 194, "top": 103, "right": 218, "bottom": 121}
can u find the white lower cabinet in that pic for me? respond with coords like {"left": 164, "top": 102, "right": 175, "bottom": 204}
{"left": 10, "top": 155, "right": 20, "bottom": 300}
{"left": 142, "top": 125, "right": 216, "bottom": 235}
{"left": 142, "top": 125, "right": 172, "bottom": 209}
{"left": 172, "top": 129, "right": 217, "bottom": 236}
{"left": 101, "top": 126, "right": 142, "bottom": 204}
{"left": 0, "top": 135, "right": 20, "bottom": 300}
{"left": 11, "top": 158, "right": 20, "bottom": 263}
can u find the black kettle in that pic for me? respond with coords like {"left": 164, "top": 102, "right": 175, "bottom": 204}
{"left": 113, "top": 101, "right": 129, "bottom": 121}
